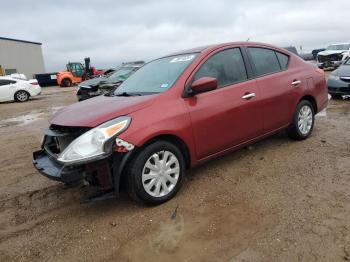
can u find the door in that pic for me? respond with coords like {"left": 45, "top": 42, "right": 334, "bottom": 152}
{"left": 0, "top": 79, "right": 16, "bottom": 101}
{"left": 185, "top": 48, "right": 263, "bottom": 160}
{"left": 69, "top": 63, "right": 84, "bottom": 83}
{"left": 247, "top": 47, "right": 300, "bottom": 132}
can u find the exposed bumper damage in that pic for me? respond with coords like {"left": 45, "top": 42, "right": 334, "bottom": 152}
{"left": 317, "top": 53, "right": 343, "bottom": 68}
{"left": 32, "top": 126, "right": 135, "bottom": 200}
{"left": 77, "top": 83, "right": 121, "bottom": 101}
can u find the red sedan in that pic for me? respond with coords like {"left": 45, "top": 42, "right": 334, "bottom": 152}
{"left": 33, "top": 42, "right": 328, "bottom": 204}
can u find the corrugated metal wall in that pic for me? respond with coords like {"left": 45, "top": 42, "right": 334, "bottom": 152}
{"left": 0, "top": 39, "right": 45, "bottom": 78}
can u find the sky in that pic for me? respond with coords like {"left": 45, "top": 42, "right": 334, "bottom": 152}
{"left": 1, "top": 0, "right": 349, "bottom": 72}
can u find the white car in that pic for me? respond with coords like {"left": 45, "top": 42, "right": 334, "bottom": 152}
{"left": 0, "top": 77, "right": 41, "bottom": 102}
{"left": 317, "top": 43, "right": 350, "bottom": 69}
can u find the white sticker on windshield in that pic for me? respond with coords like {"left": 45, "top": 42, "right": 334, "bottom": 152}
{"left": 170, "top": 55, "right": 195, "bottom": 63}
{"left": 160, "top": 83, "right": 169, "bottom": 88}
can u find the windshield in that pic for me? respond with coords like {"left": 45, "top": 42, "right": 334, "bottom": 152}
{"left": 327, "top": 44, "right": 350, "bottom": 51}
{"left": 114, "top": 53, "right": 198, "bottom": 96}
{"left": 108, "top": 67, "right": 136, "bottom": 82}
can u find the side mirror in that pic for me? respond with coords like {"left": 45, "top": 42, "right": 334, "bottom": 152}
{"left": 190, "top": 77, "right": 217, "bottom": 96}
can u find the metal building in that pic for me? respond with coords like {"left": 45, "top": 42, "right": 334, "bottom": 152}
{"left": 0, "top": 37, "right": 45, "bottom": 78}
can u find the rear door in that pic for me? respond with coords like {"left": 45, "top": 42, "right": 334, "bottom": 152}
{"left": 246, "top": 47, "right": 300, "bottom": 132}
{"left": 185, "top": 47, "right": 263, "bottom": 160}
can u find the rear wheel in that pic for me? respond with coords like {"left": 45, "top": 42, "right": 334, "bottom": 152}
{"left": 127, "top": 140, "right": 185, "bottom": 205}
{"left": 60, "top": 78, "right": 72, "bottom": 87}
{"left": 287, "top": 100, "right": 315, "bottom": 140}
{"left": 14, "top": 90, "right": 30, "bottom": 102}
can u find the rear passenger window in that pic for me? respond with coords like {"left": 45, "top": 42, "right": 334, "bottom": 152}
{"left": 248, "top": 47, "right": 281, "bottom": 76}
{"left": 276, "top": 52, "right": 289, "bottom": 70}
{"left": 194, "top": 48, "right": 247, "bottom": 88}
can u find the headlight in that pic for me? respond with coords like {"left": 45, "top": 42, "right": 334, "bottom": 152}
{"left": 329, "top": 74, "right": 340, "bottom": 80}
{"left": 57, "top": 116, "right": 131, "bottom": 164}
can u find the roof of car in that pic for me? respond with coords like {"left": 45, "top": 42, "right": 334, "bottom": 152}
{"left": 0, "top": 76, "right": 27, "bottom": 82}
{"left": 165, "top": 41, "right": 287, "bottom": 57}
{"left": 0, "top": 76, "right": 14, "bottom": 80}
{"left": 329, "top": 43, "right": 350, "bottom": 45}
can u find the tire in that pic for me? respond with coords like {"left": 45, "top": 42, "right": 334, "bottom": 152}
{"left": 127, "top": 140, "right": 186, "bottom": 205}
{"left": 60, "top": 78, "right": 72, "bottom": 87}
{"left": 14, "top": 90, "right": 30, "bottom": 102}
{"left": 287, "top": 100, "right": 315, "bottom": 140}
{"left": 331, "top": 94, "right": 343, "bottom": 100}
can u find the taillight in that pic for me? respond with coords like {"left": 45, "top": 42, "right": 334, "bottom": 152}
{"left": 31, "top": 82, "right": 39, "bottom": 85}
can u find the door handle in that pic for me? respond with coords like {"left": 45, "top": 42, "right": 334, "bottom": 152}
{"left": 292, "top": 80, "right": 301, "bottom": 86}
{"left": 242, "top": 93, "right": 256, "bottom": 100}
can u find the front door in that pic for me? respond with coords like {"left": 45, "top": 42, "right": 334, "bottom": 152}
{"left": 185, "top": 48, "right": 263, "bottom": 160}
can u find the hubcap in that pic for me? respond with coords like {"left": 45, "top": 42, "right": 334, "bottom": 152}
{"left": 298, "top": 105, "right": 313, "bottom": 135}
{"left": 17, "top": 91, "right": 28, "bottom": 101}
{"left": 142, "top": 150, "right": 180, "bottom": 198}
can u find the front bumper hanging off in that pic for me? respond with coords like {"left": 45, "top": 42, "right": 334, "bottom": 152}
{"left": 33, "top": 149, "right": 84, "bottom": 184}
{"left": 32, "top": 128, "right": 135, "bottom": 199}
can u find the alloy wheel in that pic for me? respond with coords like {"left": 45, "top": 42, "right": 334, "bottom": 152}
{"left": 16, "top": 91, "right": 28, "bottom": 102}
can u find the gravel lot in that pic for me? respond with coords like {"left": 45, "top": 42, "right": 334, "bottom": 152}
{"left": 0, "top": 85, "right": 349, "bottom": 262}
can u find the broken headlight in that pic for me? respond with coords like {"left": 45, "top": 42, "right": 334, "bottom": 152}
{"left": 57, "top": 116, "right": 131, "bottom": 164}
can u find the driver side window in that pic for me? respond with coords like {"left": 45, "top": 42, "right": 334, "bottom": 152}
{"left": 194, "top": 48, "right": 247, "bottom": 88}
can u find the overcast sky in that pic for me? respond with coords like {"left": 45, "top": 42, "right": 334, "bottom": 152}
{"left": 1, "top": 0, "right": 349, "bottom": 72}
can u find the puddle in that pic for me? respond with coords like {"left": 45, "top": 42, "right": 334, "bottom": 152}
{"left": 51, "top": 106, "right": 64, "bottom": 114}
{"left": 0, "top": 106, "right": 65, "bottom": 128}
{"left": 0, "top": 111, "right": 45, "bottom": 127}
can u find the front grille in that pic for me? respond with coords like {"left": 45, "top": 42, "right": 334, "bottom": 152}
{"left": 318, "top": 54, "right": 343, "bottom": 63}
{"left": 44, "top": 125, "right": 90, "bottom": 155}
{"left": 328, "top": 87, "right": 350, "bottom": 92}
{"left": 340, "top": 77, "right": 350, "bottom": 82}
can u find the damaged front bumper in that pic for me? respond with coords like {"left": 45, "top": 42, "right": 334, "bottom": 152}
{"left": 317, "top": 60, "right": 342, "bottom": 68}
{"left": 33, "top": 127, "right": 135, "bottom": 197}
{"left": 33, "top": 149, "right": 84, "bottom": 184}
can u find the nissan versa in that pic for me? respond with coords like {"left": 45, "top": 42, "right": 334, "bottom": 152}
{"left": 33, "top": 42, "right": 328, "bottom": 204}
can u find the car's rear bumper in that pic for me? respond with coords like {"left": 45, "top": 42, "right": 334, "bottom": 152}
{"left": 29, "top": 86, "right": 42, "bottom": 97}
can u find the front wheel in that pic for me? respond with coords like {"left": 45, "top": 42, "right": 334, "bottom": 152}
{"left": 287, "top": 100, "right": 315, "bottom": 140}
{"left": 60, "top": 78, "right": 72, "bottom": 87}
{"left": 127, "top": 141, "right": 185, "bottom": 205}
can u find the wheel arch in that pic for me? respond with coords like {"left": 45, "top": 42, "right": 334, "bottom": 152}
{"left": 299, "top": 95, "right": 317, "bottom": 113}
{"left": 140, "top": 134, "right": 191, "bottom": 169}
{"left": 116, "top": 133, "right": 192, "bottom": 195}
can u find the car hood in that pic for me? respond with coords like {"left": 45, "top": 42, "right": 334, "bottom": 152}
{"left": 51, "top": 94, "right": 157, "bottom": 127}
{"left": 79, "top": 77, "right": 108, "bottom": 88}
{"left": 318, "top": 50, "right": 346, "bottom": 56}
{"left": 333, "top": 65, "right": 350, "bottom": 76}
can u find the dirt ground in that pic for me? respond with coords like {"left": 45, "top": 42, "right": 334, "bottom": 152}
{"left": 0, "top": 85, "right": 349, "bottom": 262}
